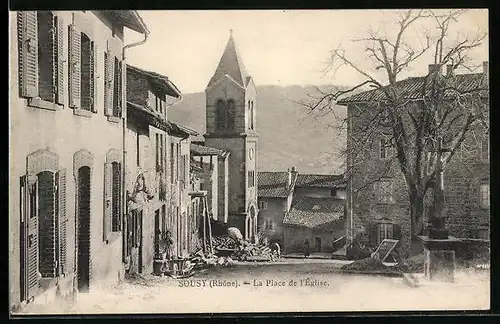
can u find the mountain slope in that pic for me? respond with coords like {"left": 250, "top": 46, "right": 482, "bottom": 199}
{"left": 168, "top": 85, "right": 347, "bottom": 174}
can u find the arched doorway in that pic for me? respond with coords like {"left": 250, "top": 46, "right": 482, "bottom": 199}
{"left": 245, "top": 216, "right": 251, "bottom": 241}
{"left": 248, "top": 205, "right": 256, "bottom": 242}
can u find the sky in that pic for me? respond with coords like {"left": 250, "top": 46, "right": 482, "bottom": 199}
{"left": 125, "top": 9, "right": 489, "bottom": 94}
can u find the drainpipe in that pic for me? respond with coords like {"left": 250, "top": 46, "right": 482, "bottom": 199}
{"left": 122, "top": 28, "right": 149, "bottom": 264}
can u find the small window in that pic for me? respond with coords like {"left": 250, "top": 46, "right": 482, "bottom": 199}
{"left": 377, "top": 223, "right": 394, "bottom": 245}
{"left": 170, "top": 142, "right": 175, "bottom": 184}
{"left": 378, "top": 180, "right": 394, "bottom": 204}
{"left": 379, "top": 136, "right": 392, "bottom": 159}
{"left": 155, "top": 133, "right": 160, "bottom": 171}
{"left": 160, "top": 134, "right": 164, "bottom": 170}
{"left": 176, "top": 143, "right": 180, "bottom": 181}
{"left": 258, "top": 201, "right": 268, "bottom": 210}
{"left": 481, "top": 137, "right": 489, "bottom": 161}
{"left": 480, "top": 183, "right": 490, "bottom": 208}
{"left": 264, "top": 219, "right": 274, "bottom": 230}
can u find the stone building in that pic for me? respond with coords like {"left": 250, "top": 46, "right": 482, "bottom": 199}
{"left": 338, "top": 63, "right": 490, "bottom": 255}
{"left": 257, "top": 170, "right": 298, "bottom": 247}
{"left": 294, "top": 174, "right": 346, "bottom": 199}
{"left": 9, "top": 10, "right": 148, "bottom": 309}
{"left": 202, "top": 31, "right": 259, "bottom": 240}
{"left": 168, "top": 122, "right": 201, "bottom": 257}
{"left": 257, "top": 168, "right": 346, "bottom": 253}
{"left": 283, "top": 197, "right": 345, "bottom": 254}
{"left": 125, "top": 64, "right": 194, "bottom": 274}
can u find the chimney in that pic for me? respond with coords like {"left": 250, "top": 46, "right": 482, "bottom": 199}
{"left": 483, "top": 61, "right": 489, "bottom": 85}
{"left": 287, "top": 168, "right": 292, "bottom": 187}
{"left": 428, "top": 64, "right": 442, "bottom": 75}
{"left": 291, "top": 166, "right": 297, "bottom": 173}
{"left": 445, "top": 64, "right": 454, "bottom": 77}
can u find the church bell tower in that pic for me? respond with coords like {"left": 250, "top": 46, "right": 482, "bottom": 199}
{"left": 204, "top": 30, "right": 258, "bottom": 241}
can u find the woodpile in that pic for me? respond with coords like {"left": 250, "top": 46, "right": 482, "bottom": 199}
{"left": 208, "top": 235, "right": 280, "bottom": 262}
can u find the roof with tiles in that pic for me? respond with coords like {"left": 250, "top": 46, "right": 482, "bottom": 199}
{"left": 169, "top": 122, "right": 199, "bottom": 137}
{"left": 106, "top": 11, "right": 149, "bottom": 34}
{"left": 258, "top": 171, "right": 298, "bottom": 198}
{"left": 283, "top": 196, "right": 345, "bottom": 229}
{"left": 337, "top": 72, "right": 488, "bottom": 105}
{"left": 295, "top": 174, "right": 346, "bottom": 189}
{"left": 191, "top": 135, "right": 206, "bottom": 144}
{"left": 127, "top": 65, "right": 182, "bottom": 98}
{"left": 191, "top": 143, "right": 227, "bottom": 157}
{"left": 127, "top": 101, "right": 171, "bottom": 132}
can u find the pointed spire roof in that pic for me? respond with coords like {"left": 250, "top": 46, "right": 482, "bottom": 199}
{"left": 206, "top": 30, "right": 250, "bottom": 90}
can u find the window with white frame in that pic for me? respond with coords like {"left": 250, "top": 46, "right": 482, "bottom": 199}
{"left": 480, "top": 183, "right": 490, "bottom": 208}
{"left": 378, "top": 180, "right": 394, "bottom": 204}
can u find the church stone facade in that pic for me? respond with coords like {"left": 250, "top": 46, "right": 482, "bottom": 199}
{"left": 204, "top": 32, "right": 259, "bottom": 241}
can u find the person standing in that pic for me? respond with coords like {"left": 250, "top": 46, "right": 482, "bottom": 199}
{"left": 162, "top": 230, "right": 174, "bottom": 260}
{"left": 303, "top": 239, "right": 311, "bottom": 258}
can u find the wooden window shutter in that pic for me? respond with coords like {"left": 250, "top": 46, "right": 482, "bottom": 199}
{"left": 117, "top": 59, "right": 123, "bottom": 117}
{"left": 103, "top": 162, "right": 113, "bottom": 242}
{"left": 55, "top": 15, "right": 65, "bottom": 105}
{"left": 68, "top": 24, "right": 81, "bottom": 108}
{"left": 104, "top": 43, "right": 115, "bottom": 116}
{"left": 56, "top": 169, "right": 67, "bottom": 275}
{"left": 90, "top": 42, "right": 98, "bottom": 113}
{"left": 17, "top": 11, "right": 39, "bottom": 98}
{"left": 21, "top": 175, "right": 40, "bottom": 299}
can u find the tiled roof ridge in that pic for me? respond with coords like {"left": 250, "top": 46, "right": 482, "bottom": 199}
{"left": 338, "top": 71, "right": 486, "bottom": 104}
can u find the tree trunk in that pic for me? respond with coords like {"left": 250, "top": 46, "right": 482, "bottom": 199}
{"left": 410, "top": 191, "right": 425, "bottom": 236}
{"left": 401, "top": 191, "right": 425, "bottom": 258}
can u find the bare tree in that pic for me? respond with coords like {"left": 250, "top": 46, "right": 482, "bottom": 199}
{"left": 303, "top": 9, "right": 488, "bottom": 251}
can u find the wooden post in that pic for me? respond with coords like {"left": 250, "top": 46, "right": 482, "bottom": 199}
{"left": 202, "top": 201, "right": 207, "bottom": 254}
{"left": 206, "top": 196, "right": 214, "bottom": 254}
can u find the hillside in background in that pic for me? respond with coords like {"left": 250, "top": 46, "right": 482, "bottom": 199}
{"left": 168, "top": 85, "right": 347, "bottom": 175}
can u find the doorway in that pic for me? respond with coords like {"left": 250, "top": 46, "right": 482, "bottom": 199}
{"left": 315, "top": 237, "right": 322, "bottom": 252}
{"left": 77, "top": 166, "right": 91, "bottom": 292}
{"left": 154, "top": 209, "right": 160, "bottom": 259}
